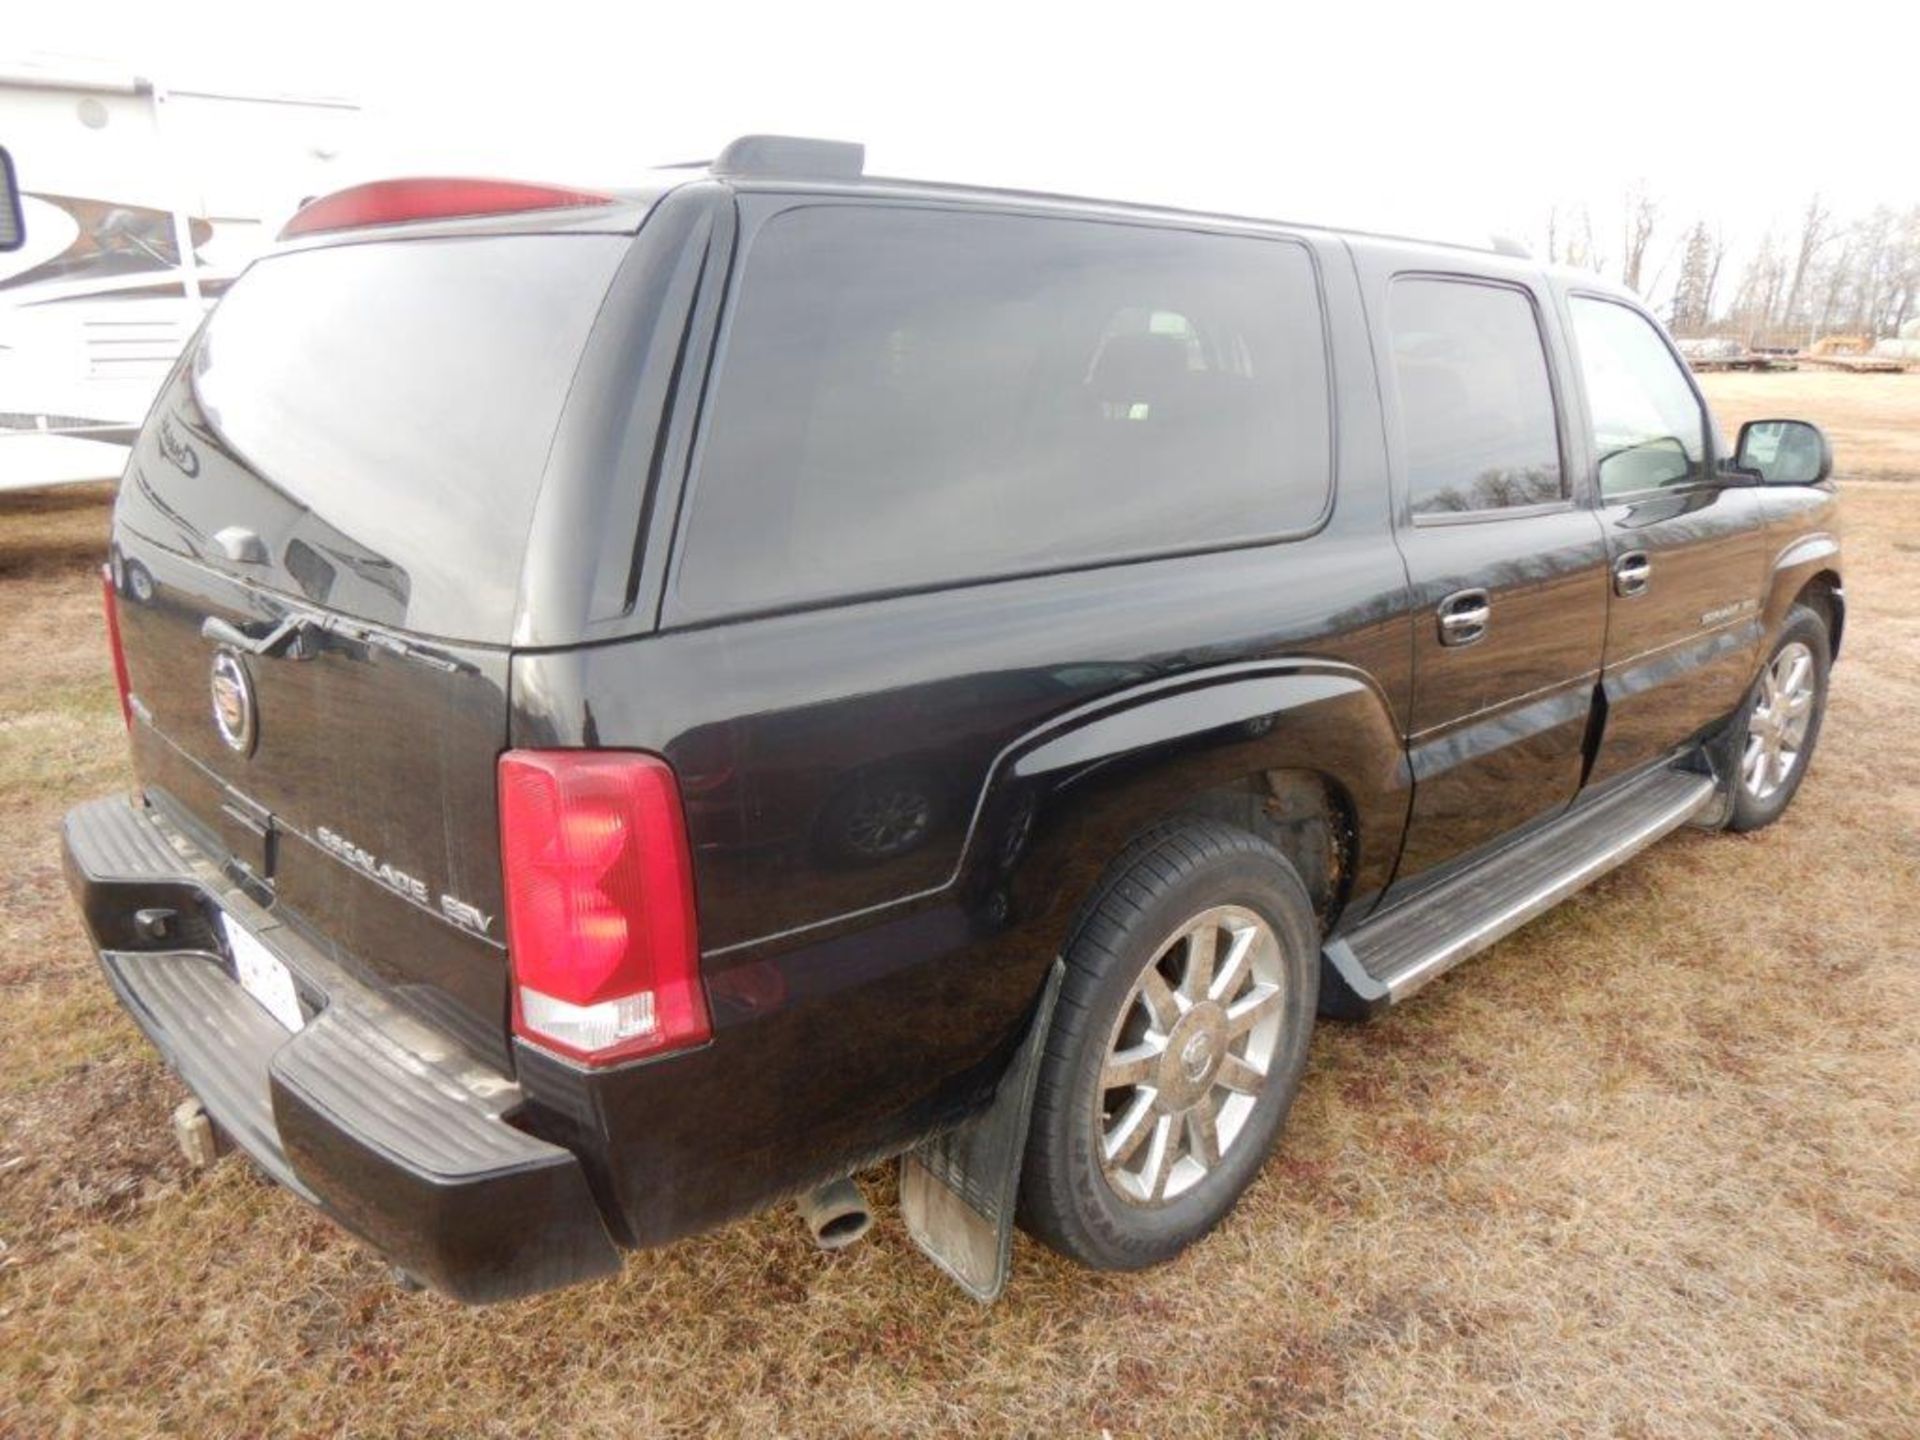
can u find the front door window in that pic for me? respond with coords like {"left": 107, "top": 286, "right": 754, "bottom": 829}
{"left": 1569, "top": 297, "right": 1709, "bottom": 498}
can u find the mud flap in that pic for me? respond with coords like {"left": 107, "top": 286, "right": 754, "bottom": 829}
{"left": 900, "top": 959, "right": 1063, "bottom": 1302}
{"left": 1687, "top": 719, "right": 1740, "bottom": 830}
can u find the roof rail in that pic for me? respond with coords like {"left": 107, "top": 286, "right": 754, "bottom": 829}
{"left": 711, "top": 134, "right": 865, "bottom": 181}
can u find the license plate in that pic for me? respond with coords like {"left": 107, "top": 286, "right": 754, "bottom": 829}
{"left": 222, "top": 913, "right": 306, "bottom": 1032}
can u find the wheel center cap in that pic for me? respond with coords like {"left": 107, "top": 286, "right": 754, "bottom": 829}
{"left": 1179, "top": 1031, "right": 1214, "bottom": 1082}
{"left": 1158, "top": 1004, "right": 1229, "bottom": 1110}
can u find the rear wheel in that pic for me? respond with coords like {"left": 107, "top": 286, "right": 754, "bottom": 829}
{"left": 1727, "top": 604, "right": 1830, "bottom": 832}
{"left": 1018, "top": 821, "right": 1318, "bottom": 1270}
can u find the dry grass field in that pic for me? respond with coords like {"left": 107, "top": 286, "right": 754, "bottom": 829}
{"left": 1, "top": 374, "right": 1916, "bottom": 1438}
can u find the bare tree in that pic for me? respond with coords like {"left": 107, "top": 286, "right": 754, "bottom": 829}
{"left": 1889, "top": 207, "right": 1920, "bottom": 334}
{"left": 1704, "top": 226, "right": 1727, "bottom": 319}
{"left": 1540, "top": 191, "right": 1919, "bottom": 341}
{"left": 1670, "top": 220, "right": 1718, "bottom": 332}
{"left": 1621, "top": 184, "right": 1659, "bottom": 295}
{"left": 1779, "top": 194, "right": 1830, "bottom": 329}
{"left": 1731, "top": 230, "right": 1786, "bottom": 340}
{"left": 1561, "top": 204, "right": 1605, "bottom": 275}
{"left": 1840, "top": 207, "right": 1893, "bottom": 332}
{"left": 1792, "top": 204, "right": 1920, "bottom": 339}
{"left": 1643, "top": 233, "right": 1686, "bottom": 310}
{"left": 1815, "top": 241, "right": 1854, "bottom": 335}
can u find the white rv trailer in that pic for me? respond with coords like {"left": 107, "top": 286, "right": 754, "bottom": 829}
{"left": 0, "top": 59, "right": 358, "bottom": 492}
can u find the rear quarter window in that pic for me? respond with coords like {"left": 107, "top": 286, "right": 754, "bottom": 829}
{"left": 674, "top": 205, "right": 1332, "bottom": 619}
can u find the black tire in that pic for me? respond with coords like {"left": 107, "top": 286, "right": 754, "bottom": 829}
{"left": 1018, "top": 820, "right": 1318, "bottom": 1270}
{"left": 1727, "top": 603, "right": 1831, "bottom": 833}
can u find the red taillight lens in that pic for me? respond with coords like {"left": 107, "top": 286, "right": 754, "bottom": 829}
{"left": 279, "top": 178, "right": 613, "bottom": 240}
{"left": 100, "top": 564, "right": 132, "bottom": 729}
{"left": 498, "top": 751, "right": 709, "bottom": 1066}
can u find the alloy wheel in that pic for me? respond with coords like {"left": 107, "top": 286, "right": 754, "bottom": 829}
{"left": 1743, "top": 640, "right": 1816, "bottom": 802}
{"left": 1095, "top": 905, "right": 1287, "bottom": 1205}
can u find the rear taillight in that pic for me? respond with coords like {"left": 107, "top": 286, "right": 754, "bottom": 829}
{"left": 279, "top": 178, "right": 614, "bottom": 240}
{"left": 498, "top": 751, "right": 709, "bottom": 1066}
{"left": 100, "top": 564, "right": 132, "bottom": 729}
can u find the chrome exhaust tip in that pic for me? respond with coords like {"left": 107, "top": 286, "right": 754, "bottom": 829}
{"left": 795, "top": 1176, "right": 872, "bottom": 1251}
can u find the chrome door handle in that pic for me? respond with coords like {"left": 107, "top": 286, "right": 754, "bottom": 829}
{"left": 1614, "top": 551, "right": 1651, "bottom": 597}
{"left": 1437, "top": 589, "right": 1491, "bottom": 647}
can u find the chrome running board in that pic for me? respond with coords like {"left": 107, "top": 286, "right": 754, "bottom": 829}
{"left": 1323, "top": 765, "right": 1717, "bottom": 1016}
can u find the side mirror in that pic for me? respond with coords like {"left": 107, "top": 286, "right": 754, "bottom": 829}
{"left": 0, "top": 147, "right": 22, "bottom": 253}
{"left": 1734, "top": 418, "right": 1832, "bottom": 486}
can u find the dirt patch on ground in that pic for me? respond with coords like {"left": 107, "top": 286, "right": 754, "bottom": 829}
{"left": 1, "top": 424, "right": 1915, "bottom": 1436}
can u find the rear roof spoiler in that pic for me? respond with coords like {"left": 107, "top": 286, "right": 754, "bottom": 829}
{"left": 278, "top": 177, "right": 616, "bottom": 240}
{"left": 280, "top": 135, "right": 866, "bottom": 242}
{"left": 709, "top": 135, "right": 865, "bottom": 181}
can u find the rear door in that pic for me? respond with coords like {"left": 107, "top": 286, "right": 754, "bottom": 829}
{"left": 1362, "top": 260, "right": 1610, "bottom": 884}
{"left": 110, "top": 231, "right": 630, "bottom": 1065}
{"left": 1559, "top": 291, "right": 1769, "bottom": 785}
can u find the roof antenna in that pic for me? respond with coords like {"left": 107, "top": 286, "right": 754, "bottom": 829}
{"left": 1489, "top": 234, "right": 1532, "bottom": 259}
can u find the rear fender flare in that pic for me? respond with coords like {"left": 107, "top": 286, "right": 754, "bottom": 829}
{"left": 971, "top": 660, "right": 1411, "bottom": 961}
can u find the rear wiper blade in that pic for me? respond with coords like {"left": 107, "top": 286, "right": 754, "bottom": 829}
{"left": 338, "top": 623, "right": 465, "bottom": 674}
{"left": 200, "top": 611, "right": 465, "bottom": 674}
{"left": 200, "top": 613, "right": 316, "bottom": 658}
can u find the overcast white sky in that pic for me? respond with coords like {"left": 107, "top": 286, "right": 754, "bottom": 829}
{"left": 13, "top": 0, "right": 1916, "bottom": 270}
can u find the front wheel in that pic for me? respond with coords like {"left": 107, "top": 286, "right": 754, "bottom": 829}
{"left": 1018, "top": 821, "right": 1318, "bottom": 1270}
{"left": 1728, "top": 604, "right": 1831, "bottom": 832}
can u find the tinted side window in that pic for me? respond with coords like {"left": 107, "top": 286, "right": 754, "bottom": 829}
{"left": 676, "top": 206, "right": 1330, "bottom": 617}
{"left": 1389, "top": 278, "right": 1565, "bottom": 516}
{"left": 1569, "top": 297, "right": 1708, "bottom": 498}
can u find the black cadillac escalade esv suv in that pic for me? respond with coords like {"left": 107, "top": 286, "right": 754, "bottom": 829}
{"left": 65, "top": 136, "right": 1843, "bottom": 1303}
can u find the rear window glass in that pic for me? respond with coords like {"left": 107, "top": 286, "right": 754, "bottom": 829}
{"left": 1389, "top": 277, "right": 1565, "bottom": 516}
{"left": 675, "top": 205, "right": 1331, "bottom": 618}
{"left": 173, "top": 234, "right": 626, "bottom": 639}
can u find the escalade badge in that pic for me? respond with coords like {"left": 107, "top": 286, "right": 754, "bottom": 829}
{"left": 210, "top": 650, "right": 257, "bottom": 755}
{"left": 315, "top": 825, "right": 494, "bottom": 935}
